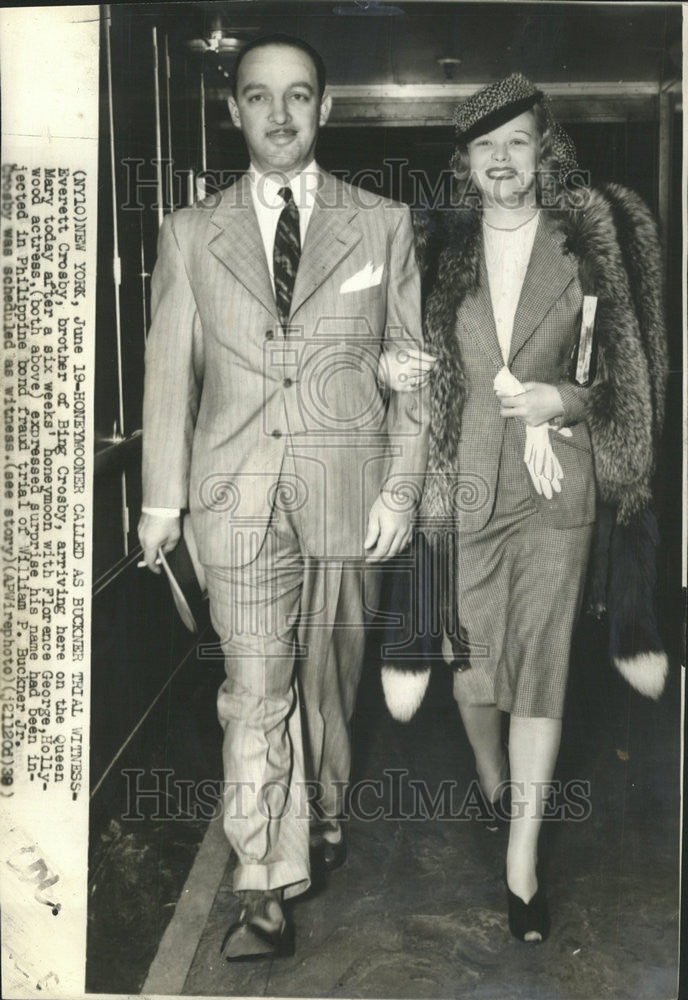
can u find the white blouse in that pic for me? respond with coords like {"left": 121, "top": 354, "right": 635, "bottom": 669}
{"left": 483, "top": 212, "right": 540, "bottom": 364}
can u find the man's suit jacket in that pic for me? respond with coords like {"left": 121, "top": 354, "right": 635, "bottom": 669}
{"left": 454, "top": 213, "right": 596, "bottom": 533}
{"left": 142, "top": 169, "right": 430, "bottom": 567}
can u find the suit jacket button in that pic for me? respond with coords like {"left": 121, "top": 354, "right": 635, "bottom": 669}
{"left": 272, "top": 429, "right": 282, "bottom": 438}
{"left": 283, "top": 378, "right": 293, "bottom": 388}
{"left": 265, "top": 329, "right": 274, "bottom": 340}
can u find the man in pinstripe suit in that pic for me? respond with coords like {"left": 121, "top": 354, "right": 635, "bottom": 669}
{"left": 138, "top": 35, "right": 429, "bottom": 958}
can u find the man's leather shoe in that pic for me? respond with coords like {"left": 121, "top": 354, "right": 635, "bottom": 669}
{"left": 310, "top": 823, "right": 347, "bottom": 874}
{"left": 220, "top": 891, "right": 294, "bottom": 961}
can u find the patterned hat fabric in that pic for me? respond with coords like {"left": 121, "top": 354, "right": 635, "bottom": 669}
{"left": 455, "top": 73, "right": 541, "bottom": 141}
{"left": 550, "top": 124, "right": 579, "bottom": 176}
{"left": 455, "top": 72, "right": 578, "bottom": 175}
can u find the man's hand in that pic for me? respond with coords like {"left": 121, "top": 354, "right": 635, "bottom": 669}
{"left": 497, "top": 382, "right": 564, "bottom": 427}
{"left": 137, "top": 512, "right": 181, "bottom": 574}
{"left": 363, "top": 493, "right": 413, "bottom": 563}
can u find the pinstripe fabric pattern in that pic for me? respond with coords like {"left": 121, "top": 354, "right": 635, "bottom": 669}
{"left": 204, "top": 509, "right": 311, "bottom": 900}
{"left": 298, "top": 560, "right": 381, "bottom": 820}
{"left": 141, "top": 168, "right": 429, "bottom": 898}
{"left": 142, "top": 170, "right": 430, "bottom": 568}
{"left": 203, "top": 504, "right": 380, "bottom": 897}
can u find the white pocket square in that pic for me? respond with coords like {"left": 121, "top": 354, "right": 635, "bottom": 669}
{"left": 339, "top": 261, "right": 384, "bottom": 294}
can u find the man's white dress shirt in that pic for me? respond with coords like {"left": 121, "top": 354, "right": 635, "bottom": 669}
{"left": 249, "top": 160, "right": 319, "bottom": 291}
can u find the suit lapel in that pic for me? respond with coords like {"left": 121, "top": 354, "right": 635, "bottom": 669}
{"left": 207, "top": 174, "right": 278, "bottom": 320}
{"left": 459, "top": 250, "right": 505, "bottom": 372}
{"left": 289, "top": 170, "right": 362, "bottom": 320}
{"left": 206, "top": 170, "right": 363, "bottom": 323}
{"left": 508, "top": 213, "right": 578, "bottom": 364}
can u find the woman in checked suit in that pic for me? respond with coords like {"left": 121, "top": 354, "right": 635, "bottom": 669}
{"left": 379, "top": 74, "right": 667, "bottom": 942}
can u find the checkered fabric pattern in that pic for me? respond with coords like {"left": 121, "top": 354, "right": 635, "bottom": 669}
{"left": 452, "top": 428, "right": 594, "bottom": 719}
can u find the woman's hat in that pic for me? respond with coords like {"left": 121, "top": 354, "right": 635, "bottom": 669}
{"left": 455, "top": 73, "right": 543, "bottom": 143}
{"left": 454, "top": 72, "right": 578, "bottom": 174}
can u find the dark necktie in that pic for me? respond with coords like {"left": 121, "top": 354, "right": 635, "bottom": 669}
{"left": 273, "top": 186, "right": 301, "bottom": 331}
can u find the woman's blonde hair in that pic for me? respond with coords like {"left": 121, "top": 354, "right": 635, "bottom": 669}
{"left": 450, "top": 102, "right": 577, "bottom": 209}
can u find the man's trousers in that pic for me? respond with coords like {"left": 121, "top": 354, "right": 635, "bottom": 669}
{"left": 204, "top": 506, "right": 379, "bottom": 900}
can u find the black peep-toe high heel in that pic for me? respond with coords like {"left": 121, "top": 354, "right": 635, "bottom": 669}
{"left": 504, "top": 872, "right": 550, "bottom": 943}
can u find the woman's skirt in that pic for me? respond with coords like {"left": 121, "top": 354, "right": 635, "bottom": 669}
{"left": 450, "top": 436, "right": 594, "bottom": 719}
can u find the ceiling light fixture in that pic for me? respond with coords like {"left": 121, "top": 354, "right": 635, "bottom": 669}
{"left": 437, "top": 57, "right": 461, "bottom": 81}
{"left": 333, "top": 2, "right": 405, "bottom": 16}
{"left": 185, "top": 24, "right": 261, "bottom": 55}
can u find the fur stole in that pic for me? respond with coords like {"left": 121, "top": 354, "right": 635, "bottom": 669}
{"left": 414, "top": 186, "right": 665, "bottom": 526}
{"left": 381, "top": 186, "right": 669, "bottom": 721}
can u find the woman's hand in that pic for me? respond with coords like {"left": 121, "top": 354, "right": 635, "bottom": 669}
{"left": 377, "top": 345, "right": 437, "bottom": 392}
{"left": 497, "top": 382, "right": 564, "bottom": 427}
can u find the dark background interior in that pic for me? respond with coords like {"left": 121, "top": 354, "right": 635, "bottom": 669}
{"left": 89, "top": 2, "right": 684, "bottom": 993}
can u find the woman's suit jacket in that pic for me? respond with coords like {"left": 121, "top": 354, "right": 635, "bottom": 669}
{"left": 382, "top": 187, "right": 669, "bottom": 718}
{"left": 454, "top": 213, "right": 596, "bottom": 533}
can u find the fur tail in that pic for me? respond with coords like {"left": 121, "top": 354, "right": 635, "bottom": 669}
{"left": 607, "top": 508, "right": 668, "bottom": 699}
{"left": 614, "top": 652, "right": 668, "bottom": 701}
{"left": 381, "top": 666, "right": 431, "bottom": 722}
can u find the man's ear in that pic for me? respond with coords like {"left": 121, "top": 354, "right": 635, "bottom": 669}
{"left": 319, "top": 91, "right": 333, "bottom": 128}
{"left": 227, "top": 96, "right": 242, "bottom": 130}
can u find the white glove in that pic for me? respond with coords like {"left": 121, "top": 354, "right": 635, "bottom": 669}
{"left": 524, "top": 425, "right": 562, "bottom": 499}
{"left": 493, "top": 366, "right": 567, "bottom": 499}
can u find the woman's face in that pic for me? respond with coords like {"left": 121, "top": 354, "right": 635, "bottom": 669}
{"left": 467, "top": 110, "right": 539, "bottom": 208}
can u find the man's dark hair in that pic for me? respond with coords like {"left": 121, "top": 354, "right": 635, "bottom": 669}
{"left": 230, "top": 33, "right": 327, "bottom": 99}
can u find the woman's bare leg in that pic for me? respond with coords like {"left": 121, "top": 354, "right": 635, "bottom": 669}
{"left": 506, "top": 715, "right": 561, "bottom": 940}
{"left": 455, "top": 700, "right": 507, "bottom": 802}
